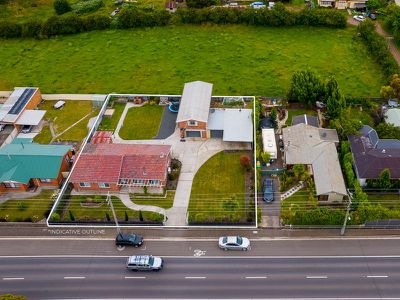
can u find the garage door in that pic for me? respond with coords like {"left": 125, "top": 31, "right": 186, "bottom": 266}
{"left": 210, "top": 130, "right": 223, "bottom": 138}
{"left": 186, "top": 131, "right": 201, "bottom": 138}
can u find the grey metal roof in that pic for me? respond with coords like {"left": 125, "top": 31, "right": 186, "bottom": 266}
{"left": 176, "top": 81, "right": 213, "bottom": 123}
{"left": 283, "top": 123, "right": 346, "bottom": 196}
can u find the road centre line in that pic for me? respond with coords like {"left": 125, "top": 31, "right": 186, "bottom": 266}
{"left": 245, "top": 276, "right": 267, "bottom": 279}
{"left": 63, "top": 276, "right": 85, "bottom": 280}
{"left": 124, "top": 276, "right": 146, "bottom": 279}
{"left": 366, "top": 275, "right": 389, "bottom": 278}
{"left": 306, "top": 276, "right": 328, "bottom": 279}
{"left": 185, "top": 276, "right": 206, "bottom": 279}
{"left": 3, "top": 277, "right": 24, "bottom": 280}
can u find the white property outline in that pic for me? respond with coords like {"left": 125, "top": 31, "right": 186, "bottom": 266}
{"left": 46, "top": 93, "right": 258, "bottom": 229}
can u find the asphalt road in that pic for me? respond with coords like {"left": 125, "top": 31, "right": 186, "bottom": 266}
{"left": 1, "top": 256, "right": 400, "bottom": 299}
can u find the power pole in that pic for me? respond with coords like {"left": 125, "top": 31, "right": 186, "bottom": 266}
{"left": 341, "top": 189, "right": 353, "bottom": 236}
{"left": 107, "top": 192, "right": 120, "bottom": 234}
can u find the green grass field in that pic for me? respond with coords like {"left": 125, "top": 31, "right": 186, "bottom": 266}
{"left": 119, "top": 104, "right": 163, "bottom": 140}
{"left": 188, "top": 151, "right": 248, "bottom": 223}
{"left": 0, "top": 25, "right": 385, "bottom": 97}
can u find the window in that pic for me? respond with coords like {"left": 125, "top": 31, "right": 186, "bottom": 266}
{"left": 98, "top": 183, "right": 110, "bottom": 188}
{"left": 79, "top": 182, "right": 91, "bottom": 187}
{"left": 40, "top": 178, "right": 52, "bottom": 183}
{"left": 4, "top": 182, "right": 20, "bottom": 188}
{"left": 119, "top": 179, "right": 129, "bottom": 185}
{"left": 187, "top": 120, "right": 198, "bottom": 126}
{"left": 149, "top": 180, "right": 160, "bottom": 186}
{"left": 133, "top": 179, "right": 144, "bottom": 185}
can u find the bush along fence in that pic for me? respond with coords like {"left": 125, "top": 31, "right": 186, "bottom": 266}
{"left": 356, "top": 20, "right": 400, "bottom": 79}
{"left": 0, "top": 5, "right": 346, "bottom": 39}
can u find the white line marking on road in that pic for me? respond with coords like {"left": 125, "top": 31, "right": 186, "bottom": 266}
{"left": 185, "top": 276, "right": 206, "bottom": 279}
{"left": 245, "top": 276, "right": 267, "bottom": 279}
{"left": 306, "top": 276, "right": 328, "bottom": 279}
{"left": 366, "top": 275, "right": 389, "bottom": 278}
{"left": 124, "top": 276, "right": 146, "bottom": 279}
{"left": 64, "top": 276, "right": 85, "bottom": 279}
{"left": 3, "top": 277, "right": 24, "bottom": 280}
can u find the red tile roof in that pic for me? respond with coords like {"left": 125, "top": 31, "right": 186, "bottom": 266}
{"left": 91, "top": 131, "right": 113, "bottom": 144}
{"left": 70, "top": 144, "right": 171, "bottom": 184}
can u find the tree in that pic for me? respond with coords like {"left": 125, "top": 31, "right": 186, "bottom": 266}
{"left": 376, "top": 122, "right": 400, "bottom": 139}
{"left": 240, "top": 155, "right": 251, "bottom": 170}
{"left": 329, "top": 108, "right": 363, "bottom": 139}
{"left": 380, "top": 74, "right": 400, "bottom": 99}
{"left": 186, "top": 0, "right": 216, "bottom": 8}
{"left": 105, "top": 212, "right": 111, "bottom": 221}
{"left": 293, "top": 164, "right": 306, "bottom": 180}
{"left": 54, "top": 0, "right": 71, "bottom": 15}
{"left": 261, "top": 151, "right": 271, "bottom": 164}
{"left": 124, "top": 211, "right": 129, "bottom": 222}
{"left": 324, "top": 77, "right": 346, "bottom": 119}
{"left": 68, "top": 210, "right": 75, "bottom": 221}
{"left": 139, "top": 210, "right": 144, "bottom": 222}
{"left": 380, "top": 85, "right": 394, "bottom": 99}
{"left": 378, "top": 169, "right": 392, "bottom": 191}
{"left": 287, "top": 70, "right": 325, "bottom": 106}
{"left": 270, "top": 107, "right": 277, "bottom": 127}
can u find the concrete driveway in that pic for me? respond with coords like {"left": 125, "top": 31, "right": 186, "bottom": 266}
{"left": 259, "top": 175, "right": 281, "bottom": 228}
{"left": 154, "top": 107, "right": 177, "bottom": 139}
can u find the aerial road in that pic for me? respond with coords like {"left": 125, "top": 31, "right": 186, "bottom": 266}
{"left": 1, "top": 255, "right": 400, "bottom": 299}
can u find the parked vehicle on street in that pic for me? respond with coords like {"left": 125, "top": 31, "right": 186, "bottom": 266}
{"left": 116, "top": 232, "right": 143, "bottom": 247}
{"left": 218, "top": 236, "right": 250, "bottom": 251}
{"left": 126, "top": 255, "right": 163, "bottom": 271}
{"left": 353, "top": 15, "right": 365, "bottom": 22}
{"left": 263, "top": 178, "right": 274, "bottom": 203}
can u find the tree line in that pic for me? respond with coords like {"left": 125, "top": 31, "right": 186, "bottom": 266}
{"left": 0, "top": 5, "right": 347, "bottom": 39}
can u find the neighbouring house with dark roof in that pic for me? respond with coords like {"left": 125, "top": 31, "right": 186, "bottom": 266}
{"left": 283, "top": 123, "right": 347, "bottom": 202}
{"left": 349, "top": 125, "right": 400, "bottom": 186}
{"left": 0, "top": 141, "right": 72, "bottom": 193}
{"left": 70, "top": 144, "right": 172, "bottom": 194}
{"left": 176, "top": 81, "right": 253, "bottom": 143}
{"left": 291, "top": 114, "right": 319, "bottom": 128}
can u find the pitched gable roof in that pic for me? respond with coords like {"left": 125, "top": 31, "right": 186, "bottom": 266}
{"left": 176, "top": 81, "right": 213, "bottom": 123}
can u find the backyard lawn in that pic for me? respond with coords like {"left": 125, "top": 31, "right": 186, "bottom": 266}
{"left": 57, "top": 195, "right": 164, "bottom": 223}
{"left": 119, "top": 104, "right": 163, "bottom": 140}
{"left": 0, "top": 190, "right": 55, "bottom": 222}
{"left": 98, "top": 102, "right": 126, "bottom": 132}
{"left": 0, "top": 25, "right": 385, "bottom": 97}
{"left": 33, "top": 100, "right": 99, "bottom": 142}
{"left": 131, "top": 191, "right": 175, "bottom": 209}
{"left": 188, "top": 151, "right": 249, "bottom": 223}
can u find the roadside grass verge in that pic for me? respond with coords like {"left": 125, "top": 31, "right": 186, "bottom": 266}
{"left": 188, "top": 151, "right": 248, "bottom": 223}
{"left": 119, "top": 104, "right": 163, "bottom": 140}
{"left": 0, "top": 25, "right": 385, "bottom": 97}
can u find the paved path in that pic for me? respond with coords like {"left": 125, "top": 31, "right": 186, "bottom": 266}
{"left": 116, "top": 193, "right": 166, "bottom": 216}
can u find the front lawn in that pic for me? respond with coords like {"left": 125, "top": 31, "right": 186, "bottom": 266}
{"left": 58, "top": 195, "right": 164, "bottom": 223}
{"left": 33, "top": 125, "right": 52, "bottom": 144}
{"left": 35, "top": 100, "right": 99, "bottom": 142}
{"left": 131, "top": 191, "right": 175, "bottom": 209}
{"left": 0, "top": 190, "right": 55, "bottom": 222}
{"left": 286, "top": 108, "right": 318, "bottom": 125}
{"left": 0, "top": 25, "right": 385, "bottom": 96}
{"left": 368, "top": 193, "right": 400, "bottom": 210}
{"left": 188, "top": 151, "right": 250, "bottom": 223}
{"left": 119, "top": 104, "right": 163, "bottom": 140}
{"left": 98, "top": 102, "right": 126, "bottom": 132}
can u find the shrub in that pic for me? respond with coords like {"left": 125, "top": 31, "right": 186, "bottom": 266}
{"left": 240, "top": 155, "right": 251, "bottom": 170}
{"left": 139, "top": 210, "right": 144, "bottom": 222}
{"left": 124, "top": 211, "right": 129, "bottom": 222}
{"left": 0, "top": 21, "right": 22, "bottom": 38}
{"left": 54, "top": 0, "right": 72, "bottom": 15}
{"left": 105, "top": 212, "right": 111, "bottom": 221}
{"left": 17, "top": 202, "right": 28, "bottom": 211}
{"left": 50, "top": 213, "right": 60, "bottom": 222}
{"left": 82, "top": 14, "right": 111, "bottom": 31}
{"left": 72, "top": 0, "right": 104, "bottom": 15}
{"left": 21, "top": 19, "right": 43, "bottom": 38}
{"left": 41, "top": 15, "right": 84, "bottom": 37}
{"left": 68, "top": 210, "right": 75, "bottom": 221}
{"left": 222, "top": 199, "right": 239, "bottom": 211}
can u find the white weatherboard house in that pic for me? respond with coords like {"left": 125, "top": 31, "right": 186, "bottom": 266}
{"left": 283, "top": 123, "right": 347, "bottom": 202}
{"left": 261, "top": 128, "right": 277, "bottom": 159}
{"left": 176, "top": 81, "right": 253, "bottom": 143}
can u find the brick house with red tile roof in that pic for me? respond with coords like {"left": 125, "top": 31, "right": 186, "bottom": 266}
{"left": 70, "top": 143, "right": 171, "bottom": 193}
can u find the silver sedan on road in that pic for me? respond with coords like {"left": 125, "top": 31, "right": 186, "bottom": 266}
{"left": 218, "top": 236, "right": 251, "bottom": 251}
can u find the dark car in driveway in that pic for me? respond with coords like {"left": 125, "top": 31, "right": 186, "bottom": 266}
{"left": 263, "top": 178, "right": 274, "bottom": 203}
{"left": 116, "top": 232, "right": 143, "bottom": 247}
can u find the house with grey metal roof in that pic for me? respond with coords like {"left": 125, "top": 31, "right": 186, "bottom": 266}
{"left": 349, "top": 125, "right": 400, "bottom": 186}
{"left": 282, "top": 123, "right": 346, "bottom": 202}
{"left": 176, "top": 81, "right": 253, "bottom": 143}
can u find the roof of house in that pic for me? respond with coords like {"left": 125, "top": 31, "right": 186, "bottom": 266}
{"left": 91, "top": 131, "right": 113, "bottom": 144}
{"left": 292, "top": 114, "right": 319, "bottom": 128}
{"left": 282, "top": 123, "right": 346, "bottom": 196}
{"left": 0, "top": 143, "right": 71, "bottom": 184}
{"left": 386, "top": 108, "right": 400, "bottom": 127}
{"left": 206, "top": 108, "right": 253, "bottom": 142}
{"left": 70, "top": 143, "right": 172, "bottom": 184}
{"left": 349, "top": 125, "right": 400, "bottom": 179}
{"left": 0, "top": 88, "right": 38, "bottom": 124}
{"left": 176, "top": 81, "right": 213, "bottom": 123}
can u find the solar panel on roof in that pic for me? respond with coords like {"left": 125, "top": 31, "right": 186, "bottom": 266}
{"left": 8, "top": 88, "right": 36, "bottom": 115}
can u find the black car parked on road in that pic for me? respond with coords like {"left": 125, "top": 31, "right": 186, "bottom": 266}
{"left": 116, "top": 232, "right": 143, "bottom": 247}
